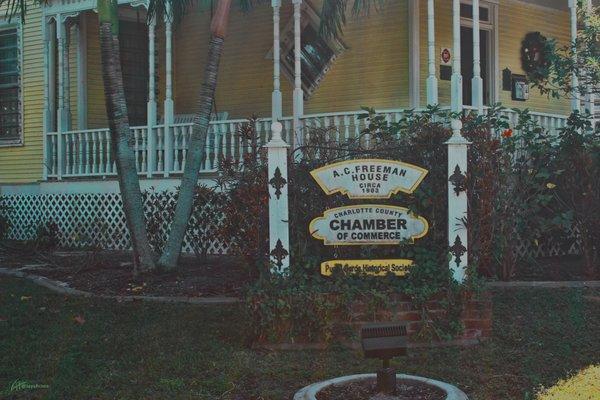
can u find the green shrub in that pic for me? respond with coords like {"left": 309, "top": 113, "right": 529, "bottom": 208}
{"left": 32, "top": 221, "right": 60, "bottom": 249}
{"left": 244, "top": 247, "right": 479, "bottom": 344}
{"left": 0, "top": 202, "right": 12, "bottom": 241}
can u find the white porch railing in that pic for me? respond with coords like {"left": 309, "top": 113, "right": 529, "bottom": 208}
{"left": 44, "top": 108, "right": 569, "bottom": 180}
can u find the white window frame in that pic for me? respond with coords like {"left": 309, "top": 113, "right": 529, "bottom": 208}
{"left": 460, "top": 0, "right": 499, "bottom": 105}
{"left": 0, "top": 20, "right": 24, "bottom": 147}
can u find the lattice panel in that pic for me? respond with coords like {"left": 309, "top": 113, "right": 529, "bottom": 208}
{"left": 512, "top": 226, "right": 581, "bottom": 260}
{"left": 1, "top": 192, "right": 229, "bottom": 255}
{"left": 0, "top": 193, "right": 580, "bottom": 259}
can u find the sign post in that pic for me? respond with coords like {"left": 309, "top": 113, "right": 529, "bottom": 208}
{"left": 266, "top": 122, "right": 291, "bottom": 274}
{"left": 446, "top": 120, "right": 470, "bottom": 283}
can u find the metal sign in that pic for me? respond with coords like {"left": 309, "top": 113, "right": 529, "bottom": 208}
{"left": 441, "top": 47, "right": 452, "bottom": 65}
{"left": 309, "top": 205, "right": 429, "bottom": 246}
{"left": 310, "top": 159, "right": 428, "bottom": 199}
{"left": 321, "top": 259, "right": 413, "bottom": 277}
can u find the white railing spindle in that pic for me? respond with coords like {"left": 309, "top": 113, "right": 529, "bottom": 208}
{"left": 43, "top": 109, "right": 571, "bottom": 179}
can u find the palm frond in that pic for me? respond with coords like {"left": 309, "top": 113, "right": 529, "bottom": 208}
{"left": 0, "top": 0, "right": 46, "bottom": 22}
{"left": 319, "top": 0, "right": 347, "bottom": 40}
{"left": 320, "top": 0, "right": 385, "bottom": 40}
{"left": 147, "top": 0, "right": 267, "bottom": 27}
{"left": 351, "top": 0, "right": 385, "bottom": 16}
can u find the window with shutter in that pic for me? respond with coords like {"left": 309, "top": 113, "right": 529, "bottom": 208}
{"left": 0, "top": 27, "right": 21, "bottom": 144}
{"left": 268, "top": 1, "right": 346, "bottom": 100}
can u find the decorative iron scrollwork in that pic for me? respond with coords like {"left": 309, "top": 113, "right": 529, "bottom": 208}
{"left": 449, "top": 235, "right": 467, "bottom": 267}
{"left": 269, "top": 167, "right": 287, "bottom": 200}
{"left": 448, "top": 164, "right": 467, "bottom": 196}
{"left": 270, "top": 239, "right": 289, "bottom": 269}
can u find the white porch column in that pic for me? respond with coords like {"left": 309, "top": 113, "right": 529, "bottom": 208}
{"left": 569, "top": 0, "right": 580, "bottom": 112}
{"left": 447, "top": 0, "right": 469, "bottom": 283}
{"left": 56, "top": 14, "right": 66, "bottom": 179}
{"left": 146, "top": 15, "right": 157, "bottom": 177}
{"left": 408, "top": 0, "right": 421, "bottom": 108}
{"left": 63, "top": 19, "right": 72, "bottom": 131}
{"left": 451, "top": 0, "right": 462, "bottom": 113}
{"left": 272, "top": 0, "right": 283, "bottom": 121}
{"left": 584, "top": 0, "right": 595, "bottom": 118}
{"left": 426, "top": 0, "right": 438, "bottom": 105}
{"left": 163, "top": 2, "right": 174, "bottom": 176}
{"left": 42, "top": 17, "right": 52, "bottom": 180}
{"left": 471, "top": 0, "right": 484, "bottom": 114}
{"left": 47, "top": 20, "right": 57, "bottom": 134}
{"left": 266, "top": 122, "right": 290, "bottom": 274}
{"left": 292, "top": 0, "right": 304, "bottom": 147}
{"left": 43, "top": 19, "right": 51, "bottom": 134}
{"left": 57, "top": 16, "right": 65, "bottom": 132}
{"left": 77, "top": 14, "right": 88, "bottom": 130}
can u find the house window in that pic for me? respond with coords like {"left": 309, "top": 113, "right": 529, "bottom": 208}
{"left": 0, "top": 26, "right": 21, "bottom": 144}
{"left": 276, "top": 1, "right": 346, "bottom": 99}
{"left": 460, "top": 4, "right": 490, "bottom": 22}
{"left": 460, "top": 1, "right": 497, "bottom": 106}
{"left": 282, "top": 24, "right": 337, "bottom": 99}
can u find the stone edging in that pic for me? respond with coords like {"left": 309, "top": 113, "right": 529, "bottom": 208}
{"left": 293, "top": 374, "right": 469, "bottom": 400}
{"left": 0, "top": 268, "right": 239, "bottom": 305}
{"left": 3, "top": 266, "right": 599, "bottom": 306}
{"left": 487, "top": 281, "right": 600, "bottom": 288}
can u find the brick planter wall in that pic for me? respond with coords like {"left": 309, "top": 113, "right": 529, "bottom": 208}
{"left": 259, "top": 291, "right": 493, "bottom": 350}
{"left": 347, "top": 292, "right": 493, "bottom": 345}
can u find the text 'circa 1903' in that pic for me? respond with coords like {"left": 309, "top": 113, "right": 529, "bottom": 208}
{"left": 310, "top": 159, "right": 428, "bottom": 199}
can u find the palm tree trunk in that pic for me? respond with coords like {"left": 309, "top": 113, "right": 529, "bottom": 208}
{"left": 98, "top": 0, "right": 156, "bottom": 272}
{"left": 158, "top": 0, "right": 232, "bottom": 269}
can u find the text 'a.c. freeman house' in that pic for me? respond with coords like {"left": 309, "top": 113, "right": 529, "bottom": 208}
{"left": 0, "top": 0, "right": 598, "bottom": 196}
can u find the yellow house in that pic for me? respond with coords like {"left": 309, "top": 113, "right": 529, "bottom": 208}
{"left": 0, "top": 0, "right": 595, "bottom": 193}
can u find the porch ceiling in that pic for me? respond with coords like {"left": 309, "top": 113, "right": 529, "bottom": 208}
{"left": 518, "top": 0, "right": 600, "bottom": 11}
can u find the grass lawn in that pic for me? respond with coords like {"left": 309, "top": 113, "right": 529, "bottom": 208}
{"left": 1, "top": 276, "right": 599, "bottom": 400}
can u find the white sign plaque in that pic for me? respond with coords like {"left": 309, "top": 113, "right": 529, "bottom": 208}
{"left": 310, "top": 159, "right": 428, "bottom": 199}
{"left": 309, "top": 205, "right": 429, "bottom": 246}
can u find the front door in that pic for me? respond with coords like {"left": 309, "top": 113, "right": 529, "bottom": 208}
{"left": 461, "top": 26, "right": 490, "bottom": 106}
{"left": 119, "top": 20, "right": 148, "bottom": 126}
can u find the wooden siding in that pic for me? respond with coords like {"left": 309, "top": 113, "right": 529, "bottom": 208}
{"left": 86, "top": 13, "right": 107, "bottom": 129}
{"left": 418, "top": 0, "right": 452, "bottom": 106}
{"left": 173, "top": 0, "right": 410, "bottom": 118}
{"left": 0, "top": 0, "right": 576, "bottom": 184}
{"left": 0, "top": 2, "right": 44, "bottom": 183}
{"left": 498, "top": 1, "right": 571, "bottom": 114}
{"left": 69, "top": 22, "right": 78, "bottom": 129}
{"left": 418, "top": 0, "right": 571, "bottom": 114}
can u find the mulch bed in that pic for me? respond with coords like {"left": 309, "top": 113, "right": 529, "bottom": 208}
{"left": 0, "top": 241, "right": 592, "bottom": 299}
{"left": 0, "top": 242, "right": 252, "bottom": 297}
{"left": 316, "top": 379, "right": 445, "bottom": 400}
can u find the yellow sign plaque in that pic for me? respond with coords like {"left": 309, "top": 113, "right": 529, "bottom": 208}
{"left": 320, "top": 259, "right": 414, "bottom": 277}
{"left": 310, "top": 158, "right": 429, "bottom": 199}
